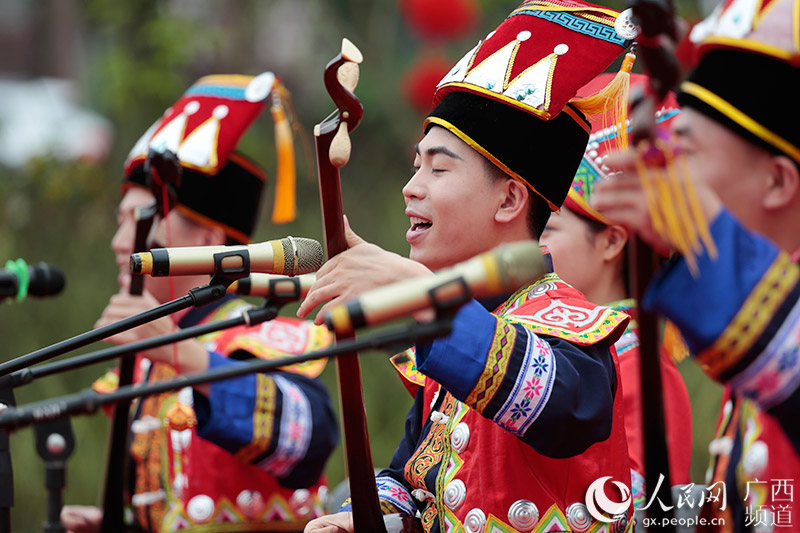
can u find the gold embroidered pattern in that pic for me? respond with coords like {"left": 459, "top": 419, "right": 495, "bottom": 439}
{"left": 132, "top": 361, "right": 176, "bottom": 529}
{"left": 465, "top": 321, "right": 516, "bottom": 413}
{"left": 697, "top": 252, "right": 800, "bottom": 378}
{"left": 421, "top": 502, "right": 438, "bottom": 531}
{"left": 236, "top": 374, "right": 277, "bottom": 463}
{"left": 433, "top": 400, "right": 468, "bottom": 529}
{"left": 404, "top": 395, "right": 455, "bottom": 490}
{"left": 379, "top": 499, "right": 404, "bottom": 515}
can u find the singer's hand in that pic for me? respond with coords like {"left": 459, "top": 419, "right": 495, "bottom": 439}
{"left": 61, "top": 505, "right": 102, "bottom": 533}
{"left": 297, "top": 217, "right": 432, "bottom": 325}
{"left": 94, "top": 290, "right": 210, "bottom": 380}
{"left": 304, "top": 511, "right": 354, "bottom": 533}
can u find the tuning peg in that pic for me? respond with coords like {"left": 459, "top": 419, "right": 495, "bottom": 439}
{"left": 329, "top": 121, "right": 351, "bottom": 167}
{"left": 338, "top": 38, "right": 362, "bottom": 93}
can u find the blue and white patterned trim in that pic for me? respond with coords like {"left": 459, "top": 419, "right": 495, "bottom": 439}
{"left": 185, "top": 85, "right": 248, "bottom": 100}
{"left": 512, "top": 9, "right": 630, "bottom": 46}
{"left": 493, "top": 329, "right": 556, "bottom": 435}
{"left": 257, "top": 374, "right": 312, "bottom": 477}
{"left": 730, "top": 298, "right": 800, "bottom": 410}
{"left": 376, "top": 476, "right": 417, "bottom": 516}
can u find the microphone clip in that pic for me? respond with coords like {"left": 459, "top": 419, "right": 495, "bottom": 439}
{"left": 427, "top": 277, "right": 471, "bottom": 320}
{"left": 212, "top": 249, "right": 251, "bottom": 279}
{"left": 188, "top": 277, "right": 237, "bottom": 308}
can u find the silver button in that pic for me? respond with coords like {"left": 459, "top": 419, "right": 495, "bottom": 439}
{"left": 464, "top": 508, "right": 487, "bottom": 533}
{"left": 611, "top": 513, "right": 629, "bottom": 533}
{"left": 451, "top": 423, "right": 470, "bottom": 454}
{"left": 236, "top": 490, "right": 265, "bottom": 519}
{"left": 529, "top": 282, "right": 557, "bottom": 297}
{"left": 443, "top": 479, "right": 466, "bottom": 510}
{"left": 743, "top": 440, "right": 769, "bottom": 477}
{"left": 566, "top": 502, "right": 591, "bottom": 532}
{"left": 290, "top": 488, "right": 312, "bottom": 516}
{"left": 186, "top": 494, "right": 215, "bottom": 523}
{"left": 508, "top": 500, "right": 539, "bottom": 531}
{"left": 708, "top": 436, "right": 733, "bottom": 457}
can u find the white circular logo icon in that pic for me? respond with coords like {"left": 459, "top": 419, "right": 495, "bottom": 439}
{"left": 585, "top": 476, "right": 632, "bottom": 523}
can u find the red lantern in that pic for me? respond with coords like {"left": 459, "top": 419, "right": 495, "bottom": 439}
{"left": 401, "top": 0, "right": 479, "bottom": 41}
{"left": 402, "top": 54, "right": 454, "bottom": 114}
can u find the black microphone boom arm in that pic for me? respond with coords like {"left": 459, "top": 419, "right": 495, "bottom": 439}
{"left": 0, "top": 319, "right": 455, "bottom": 432}
{"left": 0, "top": 278, "right": 235, "bottom": 377}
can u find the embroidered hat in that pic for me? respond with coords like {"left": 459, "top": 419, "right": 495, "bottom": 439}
{"left": 677, "top": 0, "right": 800, "bottom": 166}
{"left": 565, "top": 73, "right": 681, "bottom": 225}
{"left": 424, "top": 0, "right": 636, "bottom": 210}
{"left": 123, "top": 73, "right": 297, "bottom": 243}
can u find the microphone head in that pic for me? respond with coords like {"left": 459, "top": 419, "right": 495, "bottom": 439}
{"left": 289, "top": 237, "right": 325, "bottom": 275}
{"left": 27, "top": 262, "right": 66, "bottom": 297}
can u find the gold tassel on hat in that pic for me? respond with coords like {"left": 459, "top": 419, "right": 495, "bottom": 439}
{"left": 270, "top": 81, "right": 297, "bottom": 224}
{"left": 571, "top": 50, "right": 637, "bottom": 151}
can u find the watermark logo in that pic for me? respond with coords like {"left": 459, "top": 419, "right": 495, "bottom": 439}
{"left": 586, "top": 476, "right": 632, "bottom": 523}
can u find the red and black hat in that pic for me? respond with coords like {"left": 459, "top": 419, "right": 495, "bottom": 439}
{"left": 123, "top": 73, "right": 296, "bottom": 243}
{"left": 425, "top": 0, "right": 636, "bottom": 210}
{"left": 677, "top": 0, "right": 800, "bottom": 166}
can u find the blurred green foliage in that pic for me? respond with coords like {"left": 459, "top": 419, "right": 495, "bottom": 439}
{"left": 1, "top": 0, "right": 719, "bottom": 531}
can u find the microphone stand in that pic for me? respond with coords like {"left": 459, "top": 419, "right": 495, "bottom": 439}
{"left": 33, "top": 418, "right": 74, "bottom": 533}
{"left": 0, "top": 276, "right": 239, "bottom": 377}
{"left": 0, "top": 265, "right": 244, "bottom": 532}
{"left": 0, "top": 317, "right": 454, "bottom": 432}
{"left": 3, "top": 297, "right": 287, "bottom": 533}
{"left": 7, "top": 299, "right": 289, "bottom": 390}
{"left": 0, "top": 377, "right": 15, "bottom": 533}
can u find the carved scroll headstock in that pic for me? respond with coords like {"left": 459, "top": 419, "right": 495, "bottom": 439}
{"left": 315, "top": 38, "right": 364, "bottom": 169}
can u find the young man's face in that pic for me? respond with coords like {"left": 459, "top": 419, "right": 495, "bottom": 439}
{"left": 111, "top": 187, "right": 156, "bottom": 289}
{"left": 672, "top": 107, "right": 770, "bottom": 230}
{"left": 403, "top": 126, "right": 510, "bottom": 271}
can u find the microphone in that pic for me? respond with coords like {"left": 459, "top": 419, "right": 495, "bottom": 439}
{"left": 0, "top": 260, "right": 66, "bottom": 301}
{"left": 228, "top": 273, "right": 315, "bottom": 300}
{"left": 323, "top": 240, "right": 547, "bottom": 335}
{"left": 130, "top": 237, "right": 324, "bottom": 277}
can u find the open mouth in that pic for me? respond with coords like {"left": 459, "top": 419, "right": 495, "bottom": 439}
{"left": 410, "top": 216, "right": 432, "bottom": 232}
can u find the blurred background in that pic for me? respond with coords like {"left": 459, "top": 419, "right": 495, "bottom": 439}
{"left": 0, "top": 0, "right": 720, "bottom": 530}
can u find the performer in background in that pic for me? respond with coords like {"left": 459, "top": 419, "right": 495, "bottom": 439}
{"left": 591, "top": 0, "right": 800, "bottom": 529}
{"left": 61, "top": 73, "right": 338, "bottom": 532}
{"left": 540, "top": 73, "right": 692, "bottom": 508}
{"left": 301, "top": 2, "right": 644, "bottom": 531}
